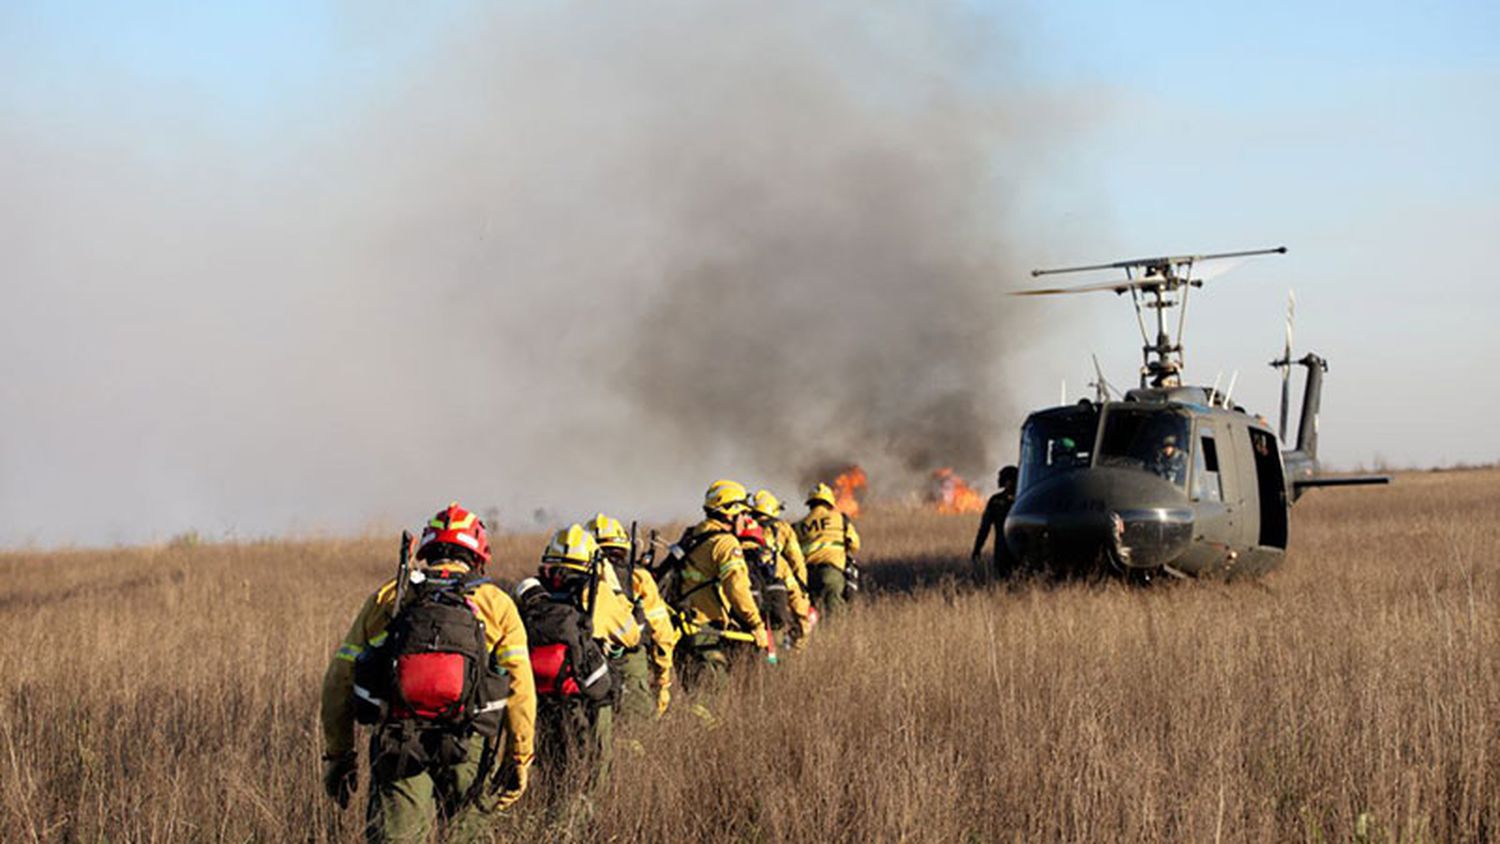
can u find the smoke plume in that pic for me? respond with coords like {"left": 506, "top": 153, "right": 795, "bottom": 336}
{"left": 1, "top": 3, "right": 1049, "bottom": 545}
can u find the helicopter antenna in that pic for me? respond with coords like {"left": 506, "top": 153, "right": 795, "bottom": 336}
{"left": 1060, "top": 379, "right": 1067, "bottom": 406}
{"left": 1224, "top": 370, "right": 1240, "bottom": 408}
{"left": 1209, "top": 371, "right": 1224, "bottom": 407}
{"left": 1017, "top": 246, "right": 1287, "bottom": 388}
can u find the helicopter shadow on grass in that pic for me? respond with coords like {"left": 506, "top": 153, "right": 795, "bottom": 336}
{"left": 862, "top": 554, "right": 978, "bottom": 597}
{"left": 861, "top": 554, "right": 1237, "bottom": 598}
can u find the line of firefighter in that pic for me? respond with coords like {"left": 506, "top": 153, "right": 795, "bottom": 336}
{"left": 318, "top": 478, "right": 861, "bottom": 842}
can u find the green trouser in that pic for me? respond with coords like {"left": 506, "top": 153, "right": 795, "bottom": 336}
{"left": 613, "top": 649, "right": 654, "bottom": 721}
{"left": 809, "top": 563, "right": 848, "bottom": 618}
{"left": 676, "top": 631, "right": 738, "bottom": 694}
{"left": 537, "top": 699, "right": 614, "bottom": 791}
{"left": 365, "top": 732, "right": 493, "bottom": 844}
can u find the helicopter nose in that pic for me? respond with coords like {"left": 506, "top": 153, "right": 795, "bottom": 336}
{"left": 1002, "top": 467, "right": 1197, "bottom": 574}
{"left": 1005, "top": 504, "right": 1194, "bottom": 573}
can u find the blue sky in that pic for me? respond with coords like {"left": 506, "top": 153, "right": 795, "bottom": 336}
{"left": 1, "top": 1, "right": 1495, "bottom": 545}
{"left": 993, "top": 0, "right": 1499, "bottom": 469}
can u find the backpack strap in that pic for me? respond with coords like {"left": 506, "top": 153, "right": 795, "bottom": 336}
{"left": 673, "top": 528, "right": 734, "bottom": 603}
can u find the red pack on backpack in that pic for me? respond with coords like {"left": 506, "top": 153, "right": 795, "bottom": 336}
{"left": 352, "top": 573, "right": 509, "bottom": 736}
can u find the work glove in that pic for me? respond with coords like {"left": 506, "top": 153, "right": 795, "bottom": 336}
{"left": 655, "top": 685, "right": 671, "bottom": 717}
{"left": 752, "top": 625, "right": 769, "bottom": 650}
{"left": 494, "top": 760, "right": 530, "bottom": 811}
{"left": 322, "top": 752, "right": 357, "bottom": 809}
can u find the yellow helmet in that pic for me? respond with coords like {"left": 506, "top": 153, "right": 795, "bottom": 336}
{"left": 806, "top": 482, "right": 836, "bottom": 508}
{"left": 751, "top": 489, "right": 783, "bottom": 518}
{"left": 703, "top": 479, "right": 750, "bottom": 515}
{"left": 587, "top": 513, "right": 630, "bottom": 550}
{"left": 541, "top": 523, "right": 599, "bottom": 571}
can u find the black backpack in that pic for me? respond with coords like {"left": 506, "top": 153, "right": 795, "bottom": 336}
{"left": 352, "top": 571, "right": 509, "bottom": 739}
{"left": 744, "top": 543, "right": 791, "bottom": 631}
{"left": 516, "top": 579, "right": 614, "bottom": 706}
{"left": 655, "top": 526, "right": 731, "bottom": 610}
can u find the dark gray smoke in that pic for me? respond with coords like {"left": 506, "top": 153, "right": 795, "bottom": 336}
{"left": 605, "top": 7, "right": 1027, "bottom": 493}
{"left": 626, "top": 136, "right": 1015, "bottom": 489}
{"left": 0, "top": 3, "right": 1053, "bottom": 546}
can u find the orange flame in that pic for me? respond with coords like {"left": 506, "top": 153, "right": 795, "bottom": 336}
{"left": 930, "top": 467, "right": 984, "bottom": 514}
{"left": 833, "top": 466, "right": 867, "bottom": 518}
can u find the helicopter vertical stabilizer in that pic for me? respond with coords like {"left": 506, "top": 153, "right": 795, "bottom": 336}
{"left": 1294, "top": 353, "right": 1324, "bottom": 461}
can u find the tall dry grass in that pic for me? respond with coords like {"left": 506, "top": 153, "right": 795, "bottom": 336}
{"left": 1, "top": 470, "right": 1496, "bottom": 841}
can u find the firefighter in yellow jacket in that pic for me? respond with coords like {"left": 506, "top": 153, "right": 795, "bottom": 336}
{"left": 751, "top": 489, "right": 816, "bottom": 648}
{"left": 529, "top": 524, "right": 641, "bottom": 786}
{"left": 668, "top": 479, "right": 773, "bottom": 686}
{"left": 320, "top": 503, "right": 536, "bottom": 844}
{"left": 588, "top": 514, "right": 679, "bottom": 718}
{"left": 797, "top": 483, "right": 863, "bottom": 618}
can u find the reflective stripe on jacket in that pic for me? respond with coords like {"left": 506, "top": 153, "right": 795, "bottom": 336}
{"left": 797, "top": 505, "right": 862, "bottom": 571}
{"left": 678, "top": 517, "right": 766, "bottom": 645}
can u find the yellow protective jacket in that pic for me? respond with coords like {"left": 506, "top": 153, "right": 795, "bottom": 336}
{"left": 632, "top": 568, "right": 679, "bottom": 692}
{"left": 775, "top": 555, "right": 813, "bottom": 634}
{"left": 319, "top": 561, "right": 537, "bottom": 767}
{"left": 578, "top": 569, "right": 643, "bottom": 652}
{"left": 753, "top": 517, "right": 811, "bottom": 635}
{"left": 763, "top": 518, "right": 810, "bottom": 590}
{"left": 676, "top": 516, "right": 767, "bottom": 646}
{"left": 797, "top": 504, "right": 862, "bottom": 571}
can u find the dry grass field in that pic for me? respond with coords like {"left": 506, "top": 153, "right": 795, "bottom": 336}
{"left": 2, "top": 469, "right": 1496, "bottom": 842}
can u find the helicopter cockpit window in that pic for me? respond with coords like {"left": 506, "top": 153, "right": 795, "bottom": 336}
{"left": 1018, "top": 408, "right": 1098, "bottom": 489}
{"left": 1097, "top": 408, "right": 1191, "bottom": 487}
{"left": 1194, "top": 433, "right": 1222, "bottom": 502}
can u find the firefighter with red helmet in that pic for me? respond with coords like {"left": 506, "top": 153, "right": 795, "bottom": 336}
{"left": 319, "top": 503, "right": 536, "bottom": 843}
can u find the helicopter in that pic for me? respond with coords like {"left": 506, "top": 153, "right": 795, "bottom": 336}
{"left": 1002, "top": 246, "right": 1387, "bottom": 580}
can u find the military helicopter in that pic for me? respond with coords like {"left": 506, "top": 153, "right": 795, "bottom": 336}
{"left": 1003, "top": 246, "right": 1387, "bottom": 580}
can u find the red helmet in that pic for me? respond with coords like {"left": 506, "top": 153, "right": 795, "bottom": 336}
{"left": 418, "top": 501, "right": 491, "bottom": 564}
{"left": 734, "top": 512, "right": 767, "bottom": 547}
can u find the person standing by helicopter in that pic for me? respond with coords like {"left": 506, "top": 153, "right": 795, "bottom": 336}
{"left": 970, "top": 465, "right": 1019, "bottom": 582}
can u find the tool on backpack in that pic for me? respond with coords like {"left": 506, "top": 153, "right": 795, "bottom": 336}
{"left": 627, "top": 520, "right": 640, "bottom": 605}
{"left": 393, "top": 529, "right": 413, "bottom": 616}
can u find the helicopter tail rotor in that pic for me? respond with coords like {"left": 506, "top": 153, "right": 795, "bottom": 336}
{"left": 1089, "top": 353, "right": 1118, "bottom": 402}
{"left": 1277, "top": 290, "right": 1295, "bottom": 443}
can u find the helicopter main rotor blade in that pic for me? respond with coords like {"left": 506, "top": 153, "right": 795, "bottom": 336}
{"left": 1010, "top": 279, "right": 1137, "bottom": 296}
{"left": 1011, "top": 272, "right": 1279, "bottom": 298}
{"left": 1030, "top": 245, "right": 1286, "bottom": 278}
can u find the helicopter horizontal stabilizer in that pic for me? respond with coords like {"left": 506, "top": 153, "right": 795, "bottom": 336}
{"left": 1292, "top": 475, "right": 1391, "bottom": 491}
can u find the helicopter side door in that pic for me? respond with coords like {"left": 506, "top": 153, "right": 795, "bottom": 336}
{"left": 1218, "top": 419, "right": 1260, "bottom": 553}
{"left": 1189, "top": 418, "right": 1231, "bottom": 548}
{"left": 1248, "top": 427, "right": 1289, "bottom": 549}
